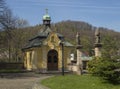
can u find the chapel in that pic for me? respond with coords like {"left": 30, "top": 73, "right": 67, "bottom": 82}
{"left": 23, "top": 10, "right": 74, "bottom": 72}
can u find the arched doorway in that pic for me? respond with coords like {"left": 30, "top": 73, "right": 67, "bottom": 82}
{"left": 47, "top": 50, "right": 58, "bottom": 71}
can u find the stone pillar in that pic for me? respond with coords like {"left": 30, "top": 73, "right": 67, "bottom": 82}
{"left": 94, "top": 44, "right": 102, "bottom": 57}
{"left": 76, "top": 32, "right": 83, "bottom": 75}
{"left": 94, "top": 28, "right": 102, "bottom": 57}
{"left": 76, "top": 47, "right": 82, "bottom": 75}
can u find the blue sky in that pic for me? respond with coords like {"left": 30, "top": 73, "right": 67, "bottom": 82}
{"left": 6, "top": 0, "right": 120, "bottom": 32}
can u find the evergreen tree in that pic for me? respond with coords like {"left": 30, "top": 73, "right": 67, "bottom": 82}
{"left": 88, "top": 35, "right": 120, "bottom": 84}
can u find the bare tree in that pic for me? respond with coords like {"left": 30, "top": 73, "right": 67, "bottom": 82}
{"left": 0, "top": 0, "right": 28, "bottom": 62}
{"left": 11, "top": 19, "right": 29, "bottom": 62}
{"left": 0, "top": 0, "right": 6, "bottom": 31}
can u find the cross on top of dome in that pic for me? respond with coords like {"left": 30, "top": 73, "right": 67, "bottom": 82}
{"left": 43, "top": 9, "right": 51, "bottom": 21}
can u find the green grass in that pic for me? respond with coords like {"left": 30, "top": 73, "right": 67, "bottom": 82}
{"left": 41, "top": 74, "right": 120, "bottom": 89}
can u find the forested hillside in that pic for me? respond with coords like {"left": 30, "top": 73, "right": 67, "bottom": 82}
{"left": 55, "top": 20, "right": 120, "bottom": 56}
{"left": 0, "top": 20, "right": 120, "bottom": 62}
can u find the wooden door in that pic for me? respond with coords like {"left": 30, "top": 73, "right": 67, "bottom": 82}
{"left": 47, "top": 50, "right": 58, "bottom": 71}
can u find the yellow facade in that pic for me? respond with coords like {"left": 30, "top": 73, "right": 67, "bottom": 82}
{"left": 24, "top": 32, "right": 74, "bottom": 71}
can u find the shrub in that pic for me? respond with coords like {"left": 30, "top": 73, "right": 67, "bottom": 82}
{"left": 88, "top": 56, "right": 120, "bottom": 84}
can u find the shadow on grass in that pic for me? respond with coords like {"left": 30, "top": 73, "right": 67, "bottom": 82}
{"left": 97, "top": 76, "right": 120, "bottom": 85}
{"left": 103, "top": 80, "right": 120, "bottom": 85}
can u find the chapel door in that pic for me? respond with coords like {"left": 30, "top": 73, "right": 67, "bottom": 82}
{"left": 47, "top": 50, "right": 58, "bottom": 71}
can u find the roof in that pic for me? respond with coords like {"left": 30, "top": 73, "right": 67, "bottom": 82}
{"left": 81, "top": 57, "right": 93, "bottom": 61}
{"left": 80, "top": 52, "right": 93, "bottom": 61}
{"left": 64, "top": 41, "right": 74, "bottom": 47}
{"left": 23, "top": 38, "right": 44, "bottom": 49}
{"left": 29, "top": 27, "right": 64, "bottom": 41}
{"left": 23, "top": 26, "right": 73, "bottom": 50}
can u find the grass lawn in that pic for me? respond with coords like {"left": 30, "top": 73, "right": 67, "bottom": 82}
{"left": 41, "top": 74, "right": 120, "bottom": 89}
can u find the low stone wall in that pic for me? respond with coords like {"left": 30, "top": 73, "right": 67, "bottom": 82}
{"left": 0, "top": 63, "right": 24, "bottom": 69}
{"left": 67, "top": 63, "right": 82, "bottom": 75}
{"left": 67, "top": 64, "right": 78, "bottom": 71}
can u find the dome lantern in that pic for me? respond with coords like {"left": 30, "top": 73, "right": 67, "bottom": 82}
{"left": 43, "top": 9, "right": 51, "bottom": 27}
{"left": 43, "top": 9, "right": 51, "bottom": 20}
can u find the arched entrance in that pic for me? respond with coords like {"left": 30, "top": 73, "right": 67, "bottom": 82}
{"left": 47, "top": 50, "right": 58, "bottom": 71}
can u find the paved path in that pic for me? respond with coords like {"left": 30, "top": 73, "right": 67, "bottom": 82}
{"left": 0, "top": 73, "right": 51, "bottom": 89}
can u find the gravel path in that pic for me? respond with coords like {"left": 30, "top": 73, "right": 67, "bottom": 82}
{"left": 0, "top": 73, "right": 51, "bottom": 89}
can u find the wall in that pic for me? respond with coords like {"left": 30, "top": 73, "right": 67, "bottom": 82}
{"left": 0, "top": 63, "right": 24, "bottom": 69}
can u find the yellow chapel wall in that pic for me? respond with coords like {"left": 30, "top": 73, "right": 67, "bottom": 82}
{"left": 24, "top": 46, "right": 74, "bottom": 71}
{"left": 24, "top": 47, "right": 43, "bottom": 70}
{"left": 24, "top": 31, "right": 75, "bottom": 71}
{"left": 27, "top": 47, "right": 48, "bottom": 71}
{"left": 25, "top": 50, "right": 32, "bottom": 70}
{"left": 39, "top": 46, "right": 47, "bottom": 70}
{"left": 35, "top": 47, "right": 43, "bottom": 69}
